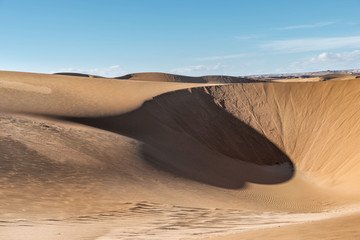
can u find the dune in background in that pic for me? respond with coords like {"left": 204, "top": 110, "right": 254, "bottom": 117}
{"left": 115, "top": 72, "right": 260, "bottom": 83}
{"left": 56, "top": 71, "right": 260, "bottom": 83}
{"left": 0, "top": 71, "right": 218, "bottom": 116}
{"left": 1, "top": 70, "right": 360, "bottom": 239}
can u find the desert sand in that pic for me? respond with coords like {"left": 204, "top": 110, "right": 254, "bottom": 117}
{"left": 1, "top": 70, "right": 360, "bottom": 239}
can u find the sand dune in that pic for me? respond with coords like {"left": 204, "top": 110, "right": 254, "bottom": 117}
{"left": 1, "top": 70, "right": 360, "bottom": 239}
{"left": 55, "top": 71, "right": 258, "bottom": 83}
{"left": 74, "top": 78, "right": 360, "bottom": 190}
{"left": 54, "top": 72, "right": 105, "bottom": 78}
{"left": 0, "top": 71, "right": 215, "bottom": 116}
{"left": 115, "top": 72, "right": 258, "bottom": 83}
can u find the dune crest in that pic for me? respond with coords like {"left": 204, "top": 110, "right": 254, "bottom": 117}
{"left": 115, "top": 72, "right": 258, "bottom": 83}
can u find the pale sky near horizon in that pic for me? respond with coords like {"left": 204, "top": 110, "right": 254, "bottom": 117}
{"left": 0, "top": 0, "right": 359, "bottom": 77}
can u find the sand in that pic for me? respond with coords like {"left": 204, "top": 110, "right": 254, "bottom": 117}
{"left": 0, "top": 71, "right": 216, "bottom": 116}
{"left": 115, "top": 72, "right": 258, "bottom": 83}
{"left": 1, "top": 70, "right": 360, "bottom": 239}
{"left": 204, "top": 213, "right": 360, "bottom": 240}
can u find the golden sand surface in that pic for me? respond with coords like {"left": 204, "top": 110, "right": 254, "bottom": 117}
{"left": 1, "top": 71, "right": 360, "bottom": 239}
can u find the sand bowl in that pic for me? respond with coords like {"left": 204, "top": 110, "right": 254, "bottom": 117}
{"left": 1, "top": 71, "right": 360, "bottom": 239}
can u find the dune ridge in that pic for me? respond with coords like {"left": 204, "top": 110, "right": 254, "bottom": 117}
{"left": 115, "top": 72, "right": 259, "bottom": 83}
{"left": 55, "top": 71, "right": 260, "bottom": 83}
{"left": 54, "top": 72, "right": 105, "bottom": 78}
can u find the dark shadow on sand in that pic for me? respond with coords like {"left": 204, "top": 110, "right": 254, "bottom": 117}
{"left": 68, "top": 87, "right": 294, "bottom": 189}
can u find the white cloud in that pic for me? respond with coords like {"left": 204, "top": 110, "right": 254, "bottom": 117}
{"left": 171, "top": 63, "right": 224, "bottom": 75}
{"left": 262, "top": 36, "right": 360, "bottom": 53}
{"left": 193, "top": 54, "right": 246, "bottom": 61}
{"left": 59, "top": 65, "right": 126, "bottom": 77}
{"left": 283, "top": 50, "right": 360, "bottom": 73}
{"left": 276, "top": 21, "right": 334, "bottom": 30}
{"left": 308, "top": 50, "right": 360, "bottom": 63}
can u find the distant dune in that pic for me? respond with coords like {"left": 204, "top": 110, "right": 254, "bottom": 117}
{"left": 1, "top": 71, "right": 214, "bottom": 116}
{"left": 1, "top": 70, "right": 360, "bottom": 240}
{"left": 54, "top": 72, "right": 105, "bottom": 78}
{"left": 54, "top": 71, "right": 257, "bottom": 83}
{"left": 115, "top": 72, "right": 259, "bottom": 83}
{"left": 55, "top": 71, "right": 360, "bottom": 83}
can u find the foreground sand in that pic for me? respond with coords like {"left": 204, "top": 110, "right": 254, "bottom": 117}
{"left": 205, "top": 213, "right": 360, "bottom": 240}
{"left": 1, "top": 71, "right": 360, "bottom": 239}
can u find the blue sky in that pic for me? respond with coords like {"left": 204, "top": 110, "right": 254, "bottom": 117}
{"left": 0, "top": 0, "right": 359, "bottom": 76}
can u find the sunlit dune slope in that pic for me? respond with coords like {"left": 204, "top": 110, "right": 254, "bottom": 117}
{"left": 0, "top": 71, "right": 214, "bottom": 116}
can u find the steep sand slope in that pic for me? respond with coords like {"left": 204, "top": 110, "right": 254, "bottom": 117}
{"left": 76, "top": 79, "right": 360, "bottom": 191}
{"left": 199, "top": 80, "right": 360, "bottom": 191}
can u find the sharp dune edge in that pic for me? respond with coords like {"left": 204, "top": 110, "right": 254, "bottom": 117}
{"left": 1, "top": 71, "right": 360, "bottom": 239}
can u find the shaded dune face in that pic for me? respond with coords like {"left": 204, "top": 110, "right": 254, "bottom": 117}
{"left": 135, "top": 87, "right": 290, "bottom": 166}
{"left": 71, "top": 86, "right": 294, "bottom": 189}
{"left": 73, "top": 79, "right": 360, "bottom": 190}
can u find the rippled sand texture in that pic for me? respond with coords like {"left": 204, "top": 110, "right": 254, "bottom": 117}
{"left": 1, "top": 71, "right": 360, "bottom": 240}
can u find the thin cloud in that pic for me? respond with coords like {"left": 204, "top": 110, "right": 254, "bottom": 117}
{"left": 262, "top": 36, "right": 360, "bottom": 53}
{"left": 194, "top": 54, "right": 246, "bottom": 61}
{"left": 308, "top": 50, "right": 360, "bottom": 64}
{"left": 171, "top": 63, "right": 224, "bottom": 75}
{"left": 276, "top": 21, "right": 334, "bottom": 30}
